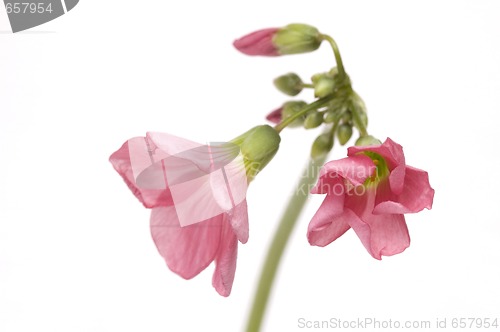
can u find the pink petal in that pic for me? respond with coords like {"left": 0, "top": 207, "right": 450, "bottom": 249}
{"left": 157, "top": 142, "right": 239, "bottom": 180}
{"left": 109, "top": 138, "right": 173, "bottom": 208}
{"left": 348, "top": 138, "right": 405, "bottom": 169}
{"left": 212, "top": 217, "right": 238, "bottom": 297}
{"left": 168, "top": 174, "right": 228, "bottom": 227}
{"left": 347, "top": 190, "right": 410, "bottom": 259}
{"left": 311, "top": 155, "right": 376, "bottom": 194}
{"left": 374, "top": 166, "right": 435, "bottom": 214}
{"left": 266, "top": 107, "right": 282, "bottom": 124}
{"left": 307, "top": 192, "right": 351, "bottom": 247}
{"left": 348, "top": 138, "right": 406, "bottom": 194}
{"left": 349, "top": 212, "right": 410, "bottom": 260}
{"left": 233, "top": 28, "right": 280, "bottom": 56}
{"left": 388, "top": 163, "right": 406, "bottom": 195}
{"left": 209, "top": 153, "right": 248, "bottom": 213}
{"left": 167, "top": 153, "right": 246, "bottom": 227}
{"left": 146, "top": 132, "right": 201, "bottom": 156}
{"left": 229, "top": 200, "right": 249, "bottom": 244}
{"left": 140, "top": 141, "right": 248, "bottom": 228}
{"left": 139, "top": 156, "right": 205, "bottom": 189}
{"left": 150, "top": 207, "right": 223, "bottom": 279}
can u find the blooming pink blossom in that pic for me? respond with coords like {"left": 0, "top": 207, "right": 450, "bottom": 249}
{"left": 308, "top": 138, "right": 434, "bottom": 259}
{"left": 109, "top": 132, "right": 249, "bottom": 296}
{"left": 233, "top": 28, "right": 280, "bottom": 56}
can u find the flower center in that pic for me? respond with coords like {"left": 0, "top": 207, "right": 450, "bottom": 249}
{"left": 362, "top": 151, "right": 390, "bottom": 186}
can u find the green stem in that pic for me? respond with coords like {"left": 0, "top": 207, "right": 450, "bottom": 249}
{"left": 245, "top": 156, "right": 326, "bottom": 332}
{"left": 302, "top": 83, "right": 314, "bottom": 89}
{"left": 351, "top": 108, "right": 368, "bottom": 136}
{"left": 274, "top": 96, "right": 334, "bottom": 133}
{"left": 330, "top": 117, "right": 340, "bottom": 140}
{"left": 350, "top": 91, "right": 369, "bottom": 137}
{"left": 320, "top": 34, "right": 346, "bottom": 78}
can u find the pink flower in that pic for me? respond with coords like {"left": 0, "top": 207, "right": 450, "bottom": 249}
{"left": 109, "top": 132, "right": 249, "bottom": 296}
{"left": 308, "top": 138, "right": 434, "bottom": 259}
{"left": 233, "top": 28, "right": 280, "bottom": 56}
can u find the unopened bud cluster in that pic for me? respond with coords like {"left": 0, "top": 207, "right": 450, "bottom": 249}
{"left": 271, "top": 66, "right": 373, "bottom": 159}
{"left": 234, "top": 23, "right": 381, "bottom": 161}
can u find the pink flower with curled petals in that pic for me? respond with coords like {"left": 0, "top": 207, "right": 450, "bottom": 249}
{"left": 109, "top": 132, "right": 249, "bottom": 296}
{"left": 110, "top": 126, "right": 280, "bottom": 296}
{"left": 233, "top": 28, "right": 280, "bottom": 56}
{"left": 308, "top": 138, "right": 434, "bottom": 259}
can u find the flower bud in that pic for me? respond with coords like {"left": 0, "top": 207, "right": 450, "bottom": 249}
{"left": 304, "top": 111, "right": 324, "bottom": 129}
{"left": 273, "top": 24, "right": 322, "bottom": 55}
{"left": 232, "top": 125, "right": 281, "bottom": 180}
{"left": 341, "top": 110, "right": 352, "bottom": 124}
{"left": 314, "top": 76, "right": 335, "bottom": 98}
{"left": 311, "top": 133, "right": 333, "bottom": 160}
{"left": 337, "top": 124, "right": 353, "bottom": 145}
{"left": 233, "top": 28, "right": 280, "bottom": 56}
{"left": 350, "top": 96, "right": 368, "bottom": 132}
{"left": 323, "top": 111, "right": 337, "bottom": 124}
{"left": 273, "top": 73, "right": 303, "bottom": 96}
{"left": 355, "top": 135, "right": 382, "bottom": 147}
{"left": 358, "top": 110, "right": 368, "bottom": 127}
{"left": 329, "top": 67, "right": 339, "bottom": 76}
{"left": 265, "top": 107, "right": 283, "bottom": 124}
{"left": 281, "top": 101, "right": 308, "bottom": 127}
{"left": 311, "top": 72, "right": 329, "bottom": 84}
{"left": 233, "top": 24, "right": 322, "bottom": 57}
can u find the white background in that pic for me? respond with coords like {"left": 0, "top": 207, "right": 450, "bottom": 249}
{"left": 1, "top": 1, "right": 500, "bottom": 331}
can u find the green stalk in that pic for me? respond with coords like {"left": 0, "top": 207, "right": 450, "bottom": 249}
{"left": 245, "top": 155, "right": 326, "bottom": 332}
{"left": 320, "top": 34, "right": 346, "bottom": 78}
{"left": 274, "top": 96, "right": 334, "bottom": 133}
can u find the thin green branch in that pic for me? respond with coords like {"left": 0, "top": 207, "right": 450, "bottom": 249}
{"left": 245, "top": 155, "right": 326, "bottom": 332}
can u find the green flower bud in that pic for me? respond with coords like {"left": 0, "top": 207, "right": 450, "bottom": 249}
{"left": 234, "top": 125, "right": 281, "bottom": 181}
{"left": 323, "top": 110, "right": 337, "bottom": 124}
{"left": 337, "top": 124, "right": 353, "bottom": 145}
{"left": 350, "top": 95, "right": 368, "bottom": 132}
{"left": 311, "top": 72, "right": 329, "bottom": 84}
{"left": 311, "top": 133, "right": 333, "bottom": 161}
{"left": 341, "top": 110, "right": 352, "bottom": 123}
{"left": 355, "top": 135, "right": 382, "bottom": 147}
{"left": 352, "top": 110, "right": 368, "bottom": 134}
{"left": 314, "top": 76, "right": 335, "bottom": 98}
{"left": 333, "top": 72, "right": 351, "bottom": 90}
{"left": 282, "top": 101, "right": 307, "bottom": 127}
{"left": 304, "top": 111, "right": 324, "bottom": 129}
{"left": 273, "top": 24, "right": 322, "bottom": 55}
{"left": 273, "top": 73, "right": 303, "bottom": 96}
{"left": 358, "top": 109, "right": 368, "bottom": 127}
{"left": 329, "top": 67, "right": 339, "bottom": 77}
